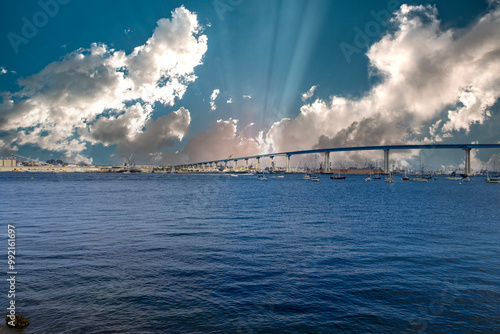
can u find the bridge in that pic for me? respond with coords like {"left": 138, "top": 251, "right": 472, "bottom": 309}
{"left": 176, "top": 144, "right": 500, "bottom": 176}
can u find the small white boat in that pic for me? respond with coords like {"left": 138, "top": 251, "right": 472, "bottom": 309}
{"left": 364, "top": 176, "right": 371, "bottom": 181}
{"left": 445, "top": 172, "right": 462, "bottom": 180}
{"left": 277, "top": 175, "right": 285, "bottom": 178}
{"left": 410, "top": 177, "right": 428, "bottom": 182}
{"left": 230, "top": 174, "right": 239, "bottom": 177}
{"left": 486, "top": 171, "right": 500, "bottom": 183}
{"left": 257, "top": 172, "right": 267, "bottom": 180}
{"left": 384, "top": 173, "right": 395, "bottom": 183}
{"left": 310, "top": 176, "right": 320, "bottom": 182}
{"left": 462, "top": 177, "right": 470, "bottom": 182}
{"left": 303, "top": 174, "right": 311, "bottom": 180}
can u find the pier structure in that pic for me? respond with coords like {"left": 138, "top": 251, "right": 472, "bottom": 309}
{"left": 464, "top": 148, "right": 472, "bottom": 176}
{"left": 383, "top": 149, "right": 390, "bottom": 174}
{"left": 324, "top": 152, "right": 331, "bottom": 173}
{"left": 286, "top": 154, "right": 291, "bottom": 173}
{"left": 178, "top": 144, "right": 500, "bottom": 174}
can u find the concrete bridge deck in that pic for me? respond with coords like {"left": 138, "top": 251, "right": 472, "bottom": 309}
{"left": 177, "top": 144, "right": 500, "bottom": 176}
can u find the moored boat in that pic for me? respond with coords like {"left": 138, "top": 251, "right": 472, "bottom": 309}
{"left": 486, "top": 171, "right": 500, "bottom": 183}
{"left": 384, "top": 173, "right": 395, "bottom": 183}
{"left": 257, "top": 173, "right": 268, "bottom": 181}
{"left": 445, "top": 171, "right": 462, "bottom": 180}
{"left": 331, "top": 167, "right": 346, "bottom": 180}
{"left": 410, "top": 177, "right": 428, "bottom": 182}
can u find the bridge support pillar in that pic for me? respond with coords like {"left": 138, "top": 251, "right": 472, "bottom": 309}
{"left": 324, "top": 152, "right": 330, "bottom": 173}
{"left": 464, "top": 148, "right": 472, "bottom": 176}
{"left": 245, "top": 159, "right": 248, "bottom": 170}
{"left": 269, "top": 156, "right": 274, "bottom": 170}
{"left": 233, "top": 160, "right": 237, "bottom": 170}
{"left": 256, "top": 157, "right": 261, "bottom": 171}
{"left": 286, "top": 155, "right": 291, "bottom": 173}
{"left": 383, "top": 149, "right": 390, "bottom": 174}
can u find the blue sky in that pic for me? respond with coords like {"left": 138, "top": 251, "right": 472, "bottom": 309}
{"left": 0, "top": 0, "right": 499, "bottom": 169}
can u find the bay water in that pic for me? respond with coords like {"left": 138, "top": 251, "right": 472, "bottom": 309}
{"left": 0, "top": 172, "right": 498, "bottom": 333}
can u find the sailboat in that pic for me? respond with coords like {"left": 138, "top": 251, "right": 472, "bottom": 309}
{"left": 410, "top": 167, "right": 428, "bottom": 182}
{"left": 331, "top": 166, "right": 346, "bottom": 180}
{"left": 372, "top": 163, "right": 381, "bottom": 180}
{"left": 411, "top": 156, "right": 429, "bottom": 181}
{"left": 384, "top": 172, "right": 395, "bottom": 183}
{"left": 257, "top": 171, "right": 268, "bottom": 180}
{"left": 302, "top": 163, "right": 311, "bottom": 180}
{"left": 365, "top": 170, "right": 372, "bottom": 181}
{"left": 309, "top": 159, "right": 320, "bottom": 181}
{"left": 486, "top": 170, "right": 500, "bottom": 183}
{"left": 402, "top": 169, "right": 410, "bottom": 181}
{"left": 445, "top": 171, "right": 462, "bottom": 180}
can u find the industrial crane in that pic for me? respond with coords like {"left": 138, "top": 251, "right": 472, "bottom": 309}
{"left": 11, "top": 153, "right": 51, "bottom": 165}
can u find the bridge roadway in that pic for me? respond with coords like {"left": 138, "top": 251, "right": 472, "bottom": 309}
{"left": 177, "top": 144, "right": 500, "bottom": 175}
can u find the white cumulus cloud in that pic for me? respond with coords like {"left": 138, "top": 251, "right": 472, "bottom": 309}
{"left": 262, "top": 4, "right": 500, "bottom": 165}
{"left": 210, "top": 89, "right": 220, "bottom": 111}
{"left": 301, "top": 85, "right": 317, "bottom": 102}
{"left": 0, "top": 6, "right": 207, "bottom": 163}
{"left": 181, "top": 4, "right": 500, "bottom": 168}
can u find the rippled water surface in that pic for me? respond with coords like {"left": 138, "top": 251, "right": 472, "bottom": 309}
{"left": 0, "top": 172, "right": 499, "bottom": 333}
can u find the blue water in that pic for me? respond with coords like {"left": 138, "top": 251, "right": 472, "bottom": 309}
{"left": 0, "top": 172, "right": 499, "bottom": 333}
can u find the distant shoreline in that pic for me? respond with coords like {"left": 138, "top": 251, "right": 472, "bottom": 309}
{"left": 0, "top": 167, "right": 472, "bottom": 176}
